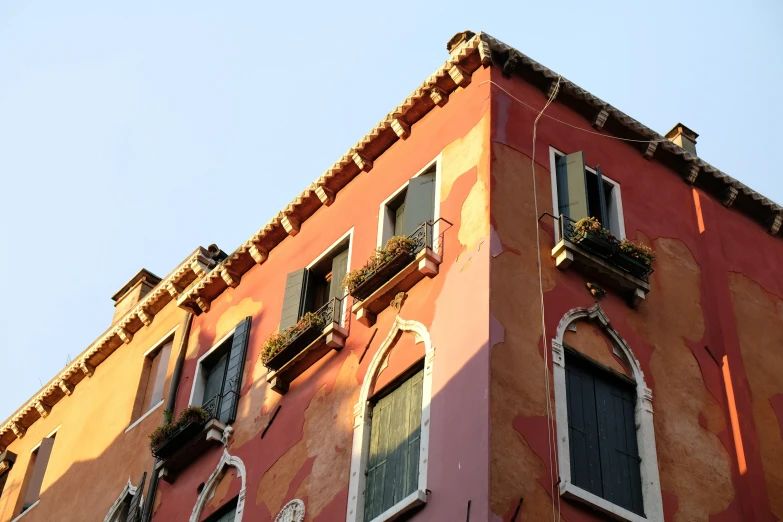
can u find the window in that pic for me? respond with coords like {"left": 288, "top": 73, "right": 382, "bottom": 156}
{"left": 20, "top": 434, "right": 56, "bottom": 513}
{"left": 279, "top": 234, "right": 351, "bottom": 331}
{"left": 190, "top": 317, "right": 252, "bottom": 425}
{"left": 379, "top": 165, "right": 437, "bottom": 246}
{"left": 565, "top": 350, "right": 643, "bottom": 516}
{"left": 206, "top": 497, "right": 238, "bottom": 522}
{"left": 364, "top": 367, "right": 424, "bottom": 521}
{"left": 0, "top": 451, "right": 15, "bottom": 499}
{"left": 131, "top": 338, "right": 173, "bottom": 423}
{"left": 550, "top": 148, "right": 625, "bottom": 238}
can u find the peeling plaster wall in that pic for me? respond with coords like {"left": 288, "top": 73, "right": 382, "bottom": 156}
{"left": 154, "top": 66, "right": 494, "bottom": 522}
{"left": 487, "top": 65, "right": 781, "bottom": 522}
{"left": 0, "top": 305, "right": 189, "bottom": 522}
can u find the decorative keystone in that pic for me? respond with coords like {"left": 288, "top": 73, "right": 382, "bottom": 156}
{"left": 686, "top": 163, "right": 699, "bottom": 184}
{"left": 722, "top": 186, "right": 738, "bottom": 208}
{"left": 10, "top": 422, "right": 25, "bottom": 439}
{"left": 138, "top": 308, "right": 153, "bottom": 327}
{"left": 477, "top": 41, "right": 493, "bottom": 66}
{"left": 643, "top": 141, "right": 658, "bottom": 160}
{"left": 117, "top": 328, "right": 133, "bottom": 344}
{"left": 770, "top": 212, "right": 782, "bottom": 236}
{"left": 281, "top": 215, "right": 300, "bottom": 236}
{"left": 430, "top": 87, "right": 449, "bottom": 107}
{"left": 196, "top": 296, "right": 211, "bottom": 314}
{"left": 391, "top": 119, "right": 411, "bottom": 140}
{"left": 80, "top": 360, "right": 95, "bottom": 377}
{"left": 503, "top": 50, "right": 520, "bottom": 77}
{"left": 315, "top": 186, "right": 335, "bottom": 206}
{"left": 249, "top": 244, "right": 268, "bottom": 264}
{"left": 448, "top": 65, "right": 471, "bottom": 88}
{"left": 58, "top": 380, "right": 73, "bottom": 396}
{"left": 352, "top": 153, "right": 373, "bottom": 173}
{"left": 220, "top": 267, "right": 240, "bottom": 289}
{"left": 35, "top": 401, "right": 51, "bottom": 419}
{"left": 592, "top": 109, "right": 609, "bottom": 130}
{"left": 166, "top": 282, "right": 181, "bottom": 299}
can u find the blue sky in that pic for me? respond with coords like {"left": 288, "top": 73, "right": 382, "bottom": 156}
{"left": 1, "top": 1, "right": 781, "bottom": 420}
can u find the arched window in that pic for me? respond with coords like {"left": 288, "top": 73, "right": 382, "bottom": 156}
{"left": 552, "top": 305, "right": 663, "bottom": 522}
{"left": 346, "top": 316, "right": 435, "bottom": 522}
{"left": 104, "top": 476, "right": 144, "bottom": 522}
{"left": 189, "top": 449, "right": 246, "bottom": 522}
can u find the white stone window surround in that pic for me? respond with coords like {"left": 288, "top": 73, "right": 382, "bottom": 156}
{"left": 548, "top": 146, "right": 627, "bottom": 241}
{"left": 552, "top": 304, "right": 663, "bottom": 522}
{"left": 305, "top": 227, "right": 354, "bottom": 327}
{"left": 189, "top": 448, "right": 246, "bottom": 522}
{"left": 104, "top": 478, "right": 142, "bottom": 522}
{"left": 188, "top": 327, "right": 238, "bottom": 408}
{"left": 346, "top": 316, "right": 435, "bottom": 522}
{"left": 375, "top": 154, "right": 443, "bottom": 252}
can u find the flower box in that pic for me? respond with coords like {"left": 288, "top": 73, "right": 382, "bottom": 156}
{"left": 349, "top": 250, "right": 415, "bottom": 301}
{"left": 569, "top": 231, "right": 616, "bottom": 258}
{"left": 263, "top": 322, "right": 324, "bottom": 371}
{"left": 613, "top": 252, "right": 652, "bottom": 279}
{"left": 151, "top": 419, "right": 206, "bottom": 459}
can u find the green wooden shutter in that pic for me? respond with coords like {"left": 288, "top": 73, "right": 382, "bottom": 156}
{"left": 555, "top": 152, "right": 590, "bottom": 221}
{"left": 125, "top": 472, "right": 146, "bottom": 522}
{"left": 328, "top": 248, "right": 349, "bottom": 302}
{"left": 364, "top": 368, "right": 424, "bottom": 520}
{"left": 565, "top": 362, "right": 603, "bottom": 497}
{"left": 402, "top": 172, "right": 436, "bottom": 237}
{"left": 280, "top": 269, "right": 309, "bottom": 330}
{"left": 219, "top": 317, "right": 252, "bottom": 425}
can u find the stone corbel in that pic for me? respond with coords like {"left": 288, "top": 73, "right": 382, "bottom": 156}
{"left": 58, "top": 379, "right": 73, "bottom": 396}
{"left": 352, "top": 152, "right": 373, "bottom": 173}
{"left": 448, "top": 65, "right": 471, "bottom": 88}
{"left": 315, "top": 186, "right": 335, "bottom": 206}
{"left": 391, "top": 118, "right": 411, "bottom": 140}
{"left": 190, "top": 259, "right": 206, "bottom": 277}
{"left": 643, "top": 141, "right": 658, "bottom": 160}
{"left": 138, "top": 308, "right": 153, "bottom": 327}
{"left": 592, "top": 109, "right": 609, "bottom": 130}
{"left": 10, "top": 422, "right": 25, "bottom": 439}
{"left": 429, "top": 87, "right": 449, "bottom": 107}
{"left": 166, "top": 282, "right": 182, "bottom": 299}
{"left": 685, "top": 163, "right": 699, "bottom": 184}
{"left": 722, "top": 186, "right": 738, "bottom": 208}
{"left": 117, "top": 327, "right": 133, "bottom": 344}
{"left": 477, "top": 40, "right": 493, "bottom": 66}
{"left": 196, "top": 296, "right": 211, "bottom": 314}
{"left": 769, "top": 212, "right": 782, "bottom": 236}
{"left": 80, "top": 360, "right": 95, "bottom": 377}
{"left": 249, "top": 244, "right": 268, "bottom": 264}
{"left": 281, "top": 215, "right": 300, "bottom": 236}
{"left": 35, "top": 401, "right": 51, "bottom": 419}
{"left": 220, "top": 267, "right": 240, "bottom": 289}
{"left": 503, "top": 50, "right": 520, "bottom": 77}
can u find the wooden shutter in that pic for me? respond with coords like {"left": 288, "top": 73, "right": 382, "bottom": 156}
{"left": 402, "top": 171, "right": 436, "bottom": 237}
{"left": 219, "top": 317, "right": 252, "bottom": 425}
{"left": 328, "top": 248, "right": 349, "bottom": 302}
{"left": 565, "top": 363, "right": 603, "bottom": 498}
{"left": 555, "top": 152, "right": 590, "bottom": 221}
{"left": 279, "top": 269, "right": 308, "bottom": 330}
{"left": 364, "top": 368, "right": 424, "bottom": 521}
{"left": 23, "top": 437, "right": 55, "bottom": 508}
{"left": 125, "top": 472, "right": 146, "bottom": 522}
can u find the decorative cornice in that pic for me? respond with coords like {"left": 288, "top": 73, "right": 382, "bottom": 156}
{"left": 0, "top": 247, "right": 215, "bottom": 447}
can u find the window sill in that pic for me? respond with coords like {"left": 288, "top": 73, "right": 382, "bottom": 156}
{"left": 369, "top": 489, "right": 427, "bottom": 522}
{"left": 11, "top": 500, "right": 40, "bottom": 522}
{"left": 552, "top": 239, "right": 650, "bottom": 308}
{"left": 352, "top": 248, "right": 441, "bottom": 327}
{"left": 159, "top": 419, "right": 226, "bottom": 483}
{"left": 125, "top": 399, "right": 165, "bottom": 433}
{"left": 560, "top": 482, "right": 646, "bottom": 522}
{"left": 266, "top": 322, "right": 348, "bottom": 394}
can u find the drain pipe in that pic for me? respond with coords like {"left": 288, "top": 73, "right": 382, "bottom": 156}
{"left": 141, "top": 311, "right": 194, "bottom": 522}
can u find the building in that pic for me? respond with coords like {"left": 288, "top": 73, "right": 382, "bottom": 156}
{"left": 1, "top": 31, "right": 781, "bottom": 522}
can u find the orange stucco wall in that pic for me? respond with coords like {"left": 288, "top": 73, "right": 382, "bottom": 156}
{"left": 0, "top": 303, "right": 189, "bottom": 522}
{"left": 153, "top": 65, "right": 495, "bottom": 522}
{"left": 487, "top": 66, "right": 782, "bottom": 522}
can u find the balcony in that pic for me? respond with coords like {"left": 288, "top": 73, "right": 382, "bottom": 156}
{"left": 349, "top": 222, "right": 442, "bottom": 327}
{"left": 551, "top": 216, "right": 653, "bottom": 307}
{"left": 263, "top": 297, "right": 348, "bottom": 394}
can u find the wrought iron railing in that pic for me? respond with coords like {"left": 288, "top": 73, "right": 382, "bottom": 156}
{"left": 201, "top": 393, "right": 222, "bottom": 421}
{"left": 408, "top": 220, "right": 434, "bottom": 255}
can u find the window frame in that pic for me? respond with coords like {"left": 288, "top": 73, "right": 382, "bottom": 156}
{"left": 128, "top": 326, "right": 178, "bottom": 429}
{"left": 188, "top": 328, "right": 238, "bottom": 410}
{"left": 549, "top": 146, "right": 626, "bottom": 241}
{"left": 104, "top": 478, "right": 142, "bottom": 522}
{"left": 376, "top": 155, "right": 442, "bottom": 250}
{"left": 304, "top": 228, "right": 354, "bottom": 327}
{"left": 551, "top": 305, "right": 663, "bottom": 522}
{"left": 17, "top": 426, "right": 59, "bottom": 517}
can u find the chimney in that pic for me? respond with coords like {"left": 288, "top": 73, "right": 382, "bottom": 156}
{"left": 665, "top": 123, "right": 699, "bottom": 156}
{"left": 111, "top": 269, "right": 162, "bottom": 324}
{"left": 446, "top": 30, "right": 475, "bottom": 56}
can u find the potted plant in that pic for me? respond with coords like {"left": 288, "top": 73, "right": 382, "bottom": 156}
{"left": 262, "top": 312, "right": 327, "bottom": 371}
{"left": 149, "top": 406, "right": 210, "bottom": 458}
{"left": 568, "top": 217, "right": 617, "bottom": 258}
{"left": 342, "top": 236, "right": 418, "bottom": 300}
{"left": 614, "top": 239, "right": 655, "bottom": 278}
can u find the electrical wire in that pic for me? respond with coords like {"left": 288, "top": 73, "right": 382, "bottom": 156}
{"left": 479, "top": 80, "right": 670, "bottom": 144}
{"left": 529, "top": 74, "right": 562, "bottom": 522}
